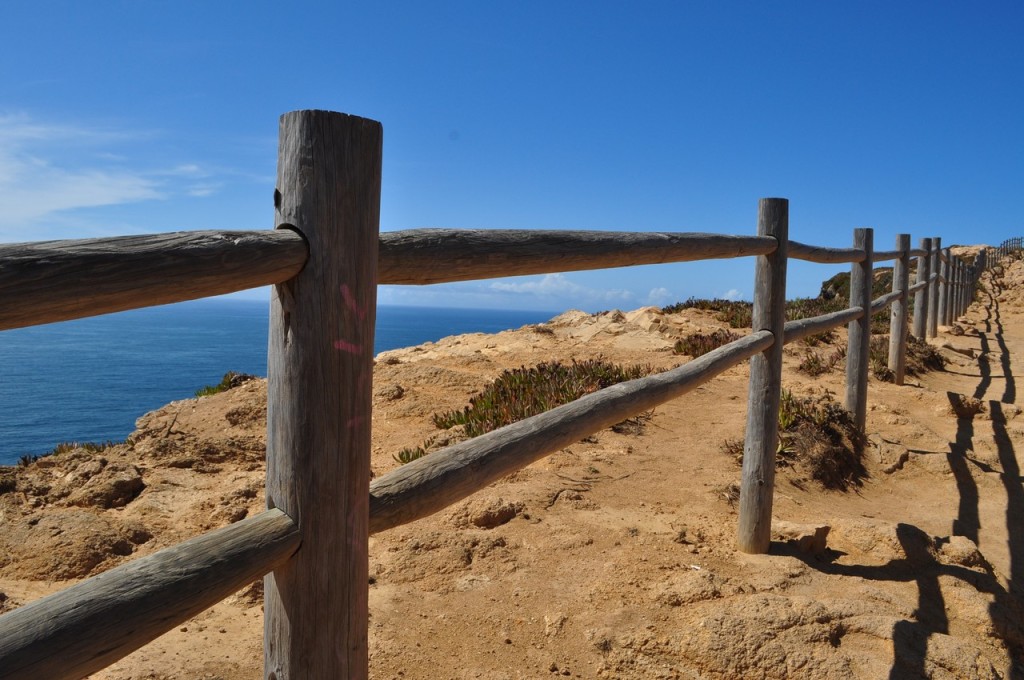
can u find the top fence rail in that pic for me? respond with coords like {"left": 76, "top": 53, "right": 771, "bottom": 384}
{"left": 0, "top": 227, "right": 971, "bottom": 331}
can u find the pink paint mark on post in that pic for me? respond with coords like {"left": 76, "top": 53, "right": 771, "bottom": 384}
{"left": 334, "top": 339, "right": 363, "bottom": 354}
{"left": 340, "top": 284, "right": 367, "bottom": 321}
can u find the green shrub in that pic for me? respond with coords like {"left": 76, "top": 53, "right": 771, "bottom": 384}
{"left": 906, "top": 336, "right": 945, "bottom": 375}
{"left": 869, "top": 335, "right": 896, "bottom": 382}
{"left": 673, "top": 329, "right": 740, "bottom": 357}
{"left": 433, "top": 359, "right": 651, "bottom": 439}
{"left": 394, "top": 446, "right": 428, "bottom": 464}
{"left": 195, "top": 371, "right": 258, "bottom": 398}
{"left": 770, "top": 389, "right": 866, "bottom": 490}
{"left": 797, "top": 350, "right": 829, "bottom": 376}
{"left": 662, "top": 298, "right": 753, "bottom": 329}
{"left": 18, "top": 440, "right": 118, "bottom": 467}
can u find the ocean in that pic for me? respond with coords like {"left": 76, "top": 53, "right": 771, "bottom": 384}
{"left": 0, "top": 299, "right": 556, "bottom": 465}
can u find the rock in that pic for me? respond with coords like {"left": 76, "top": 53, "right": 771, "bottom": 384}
{"left": 65, "top": 464, "right": 145, "bottom": 508}
{"left": 375, "top": 384, "right": 405, "bottom": 401}
{"left": 938, "top": 535, "right": 990, "bottom": 570}
{"left": 772, "top": 520, "right": 830, "bottom": 555}
{"left": 0, "top": 591, "right": 18, "bottom": 614}
{"left": 2, "top": 510, "right": 152, "bottom": 580}
{"left": 882, "top": 449, "right": 910, "bottom": 474}
{"left": 544, "top": 612, "right": 567, "bottom": 636}
{"left": 450, "top": 498, "right": 525, "bottom": 529}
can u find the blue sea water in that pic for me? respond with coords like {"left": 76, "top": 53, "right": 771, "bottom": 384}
{"left": 0, "top": 299, "right": 556, "bottom": 465}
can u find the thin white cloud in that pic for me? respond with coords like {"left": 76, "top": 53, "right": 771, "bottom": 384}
{"left": 646, "top": 287, "right": 673, "bottom": 306}
{"left": 721, "top": 288, "right": 744, "bottom": 301}
{"left": 0, "top": 155, "right": 161, "bottom": 226}
{"left": 0, "top": 113, "right": 224, "bottom": 240}
{"left": 490, "top": 273, "right": 634, "bottom": 304}
{"left": 185, "top": 183, "right": 223, "bottom": 197}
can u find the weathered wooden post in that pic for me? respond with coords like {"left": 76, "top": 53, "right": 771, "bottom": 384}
{"left": 912, "top": 237, "right": 931, "bottom": 339}
{"left": 938, "top": 247, "right": 950, "bottom": 327}
{"left": 927, "top": 237, "right": 940, "bottom": 337}
{"left": 846, "top": 228, "right": 872, "bottom": 432}
{"left": 888, "top": 234, "right": 910, "bottom": 385}
{"left": 737, "top": 198, "right": 788, "bottom": 555}
{"left": 968, "top": 263, "right": 977, "bottom": 309}
{"left": 265, "top": 110, "right": 382, "bottom": 679}
{"left": 925, "top": 237, "right": 937, "bottom": 337}
{"left": 954, "top": 258, "right": 962, "bottom": 319}
{"left": 955, "top": 258, "right": 965, "bottom": 318}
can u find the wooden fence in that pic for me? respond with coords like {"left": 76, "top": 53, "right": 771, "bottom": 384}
{"left": 0, "top": 109, "right": 1017, "bottom": 679}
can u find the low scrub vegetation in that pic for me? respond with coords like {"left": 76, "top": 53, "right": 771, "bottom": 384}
{"left": 433, "top": 359, "right": 652, "bottom": 438}
{"left": 721, "top": 389, "right": 866, "bottom": 491}
{"left": 195, "top": 371, "right": 259, "bottom": 398}
{"left": 393, "top": 359, "right": 653, "bottom": 465}
{"left": 777, "top": 389, "right": 867, "bottom": 490}
{"left": 673, "top": 329, "right": 740, "bottom": 357}
{"left": 17, "top": 440, "right": 119, "bottom": 467}
{"left": 662, "top": 298, "right": 753, "bottom": 329}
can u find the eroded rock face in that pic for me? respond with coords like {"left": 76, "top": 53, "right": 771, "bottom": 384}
{"left": 65, "top": 463, "right": 145, "bottom": 508}
{"left": 1, "top": 510, "right": 151, "bottom": 580}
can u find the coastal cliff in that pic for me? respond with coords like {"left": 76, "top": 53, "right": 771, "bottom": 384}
{"left": 3, "top": 253, "right": 1024, "bottom": 678}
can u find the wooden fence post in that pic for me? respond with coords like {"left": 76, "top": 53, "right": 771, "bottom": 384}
{"left": 956, "top": 259, "right": 965, "bottom": 318}
{"left": 937, "top": 246, "right": 950, "bottom": 327}
{"left": 737, "top": 198, "right": 788, "bottom": 555}
{"left": 927, "top": 237, "right": 940, "bottom": 337}
{"left": 265, "top": 110, "right": 382, "bottom": 679}
{"left": 888, "top": 234, "right": 910, "bottom": 385}
{"left": 954, "top": 258, "right": 962, "bottom": 318}
{"left": 912, "top": 237, "right": 931, "bottom": 339}
{"left": 846, "top": 228, "right": 873, "bottom": 432}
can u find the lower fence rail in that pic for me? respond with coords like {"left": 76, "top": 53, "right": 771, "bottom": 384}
{"left": 0, "top": 509, "right": 300, "bottom": 680}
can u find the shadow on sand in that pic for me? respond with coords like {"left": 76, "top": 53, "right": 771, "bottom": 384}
{"left": 779, "top": 269, "right": 1024, "bottom": 677}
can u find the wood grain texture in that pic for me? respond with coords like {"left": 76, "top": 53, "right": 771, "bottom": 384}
{"left": 0, "top": 509, "right": 299, "bottom": 680}
{"left": 872, "top": 249, "right": 902, "bottom": 263}
{"left": 927, "top": 237, "right": 941, "bottom": 337}
{"left": 912, "top": 238, "right": 932, "bottom": 339}
{"left": 888, "top": 234, "right": 911, "bottom": 384}
{"left": 871, "top": 289, "right": 903, "bottom": 315}
{"left": 782, "top": 307, "right": 862, "bottom": 345}
{"left": 950, "top": 260, "right": 959, "bottom": 318}
{"left": 264, "top": 110, "right": 381, "bottom": 680}
{"left": 845, "top": 228, "right": 873, "bottom": 432}
{"left": 0, "top": 230, "right": 307, "bottom": 331}
{"left": 787, "top": 240, "right": 865, "bottom": 264}
{"left": 938, "top": 247, "right": 951, "bottom": 326}
{"left": 377, "top": 229, "right": 777, "bottom": 284}
{"left": 737, "top": 199, "right": 788, "bottom": 554}
{"left": 369, "top": 330, "right": 773, "bottom": 534}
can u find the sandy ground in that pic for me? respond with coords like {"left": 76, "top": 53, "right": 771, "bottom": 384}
{"left": 3, "top": 254, "right": 1024, "bottom": 678}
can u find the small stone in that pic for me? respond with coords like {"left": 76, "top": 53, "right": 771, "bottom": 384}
{"left": 772, "top": 520, "right": 831, "bottom": 554}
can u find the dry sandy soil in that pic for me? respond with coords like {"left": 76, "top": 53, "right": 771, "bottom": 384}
{"left": 3, "top": 254, "right": 1024, "bottom": 679}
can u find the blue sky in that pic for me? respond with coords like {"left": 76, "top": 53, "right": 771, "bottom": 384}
{"left": 3, "top": 2, "right": 1022, "bottom": 312}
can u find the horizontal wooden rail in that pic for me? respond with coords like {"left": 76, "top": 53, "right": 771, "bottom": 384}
{"left": 787, "top": 240, "right": 865, "bottom": 264}
{"left": 0, "top": 509, "right": 300, "bottom": 680}
{"left": 909, "top": 248, "right": 927, "bottom": 258}
{"left": 368, "top": 329, "right": 774, "bottom": 533}
{"left": 908, "top": 279, "right": 929, "bottom": 294}
{"left": 872, "top": 249, "right": 902, "bottom": 262}
{"left": 871, "top": 289, "right": 903, "bottom": 314}
{"left": 0, "top": 230, "right": 308, "bottom": 331}
{"left": 377, "top": 229, "right": 777, "bottom": 284}
{"left": 782, "top": 306, "right": 862, "bottom": 345}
